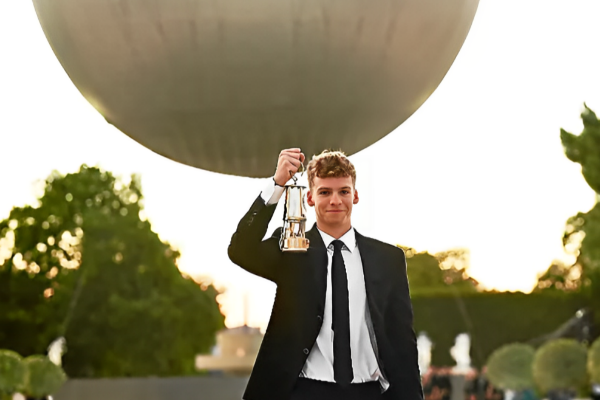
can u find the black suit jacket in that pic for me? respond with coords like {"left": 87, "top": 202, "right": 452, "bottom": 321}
{"left": 228, "top": 195, "right": 423, "bottom": 400}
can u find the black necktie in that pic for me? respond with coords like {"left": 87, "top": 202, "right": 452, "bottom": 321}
{"left": 331, "top": 239, "right": 353, "bottom": 386}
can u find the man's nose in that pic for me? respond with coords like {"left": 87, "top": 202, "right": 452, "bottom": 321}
{"left": 330, "top": 193, "right": 342, "bottom": 205}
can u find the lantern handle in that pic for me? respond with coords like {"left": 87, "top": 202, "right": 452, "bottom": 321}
{"left": 289, "top": 160, "right": 305, "bottom": 184}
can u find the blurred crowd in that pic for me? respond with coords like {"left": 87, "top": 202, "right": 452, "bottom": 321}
{"left": 422, "top": 367, "right": 506, "bottom": 400}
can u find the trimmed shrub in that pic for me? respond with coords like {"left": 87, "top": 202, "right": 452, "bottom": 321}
{"left": 532, "top": 339, "right": 587, "bottom": 393}
{"left": 486, "top": 343, "right": 535, "bottom": 390}
{"left": 0, "top": 350, "right": 26, "bottom": 397}
{"left": 589, "top": 337, "right": 600, "bottom": 383}
{"left": 23, "top": 356, "right": 66, "bottom": 398}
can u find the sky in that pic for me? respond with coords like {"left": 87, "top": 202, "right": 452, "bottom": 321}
{"left": 1, "top": 0, "right": 599, "bottom": 331}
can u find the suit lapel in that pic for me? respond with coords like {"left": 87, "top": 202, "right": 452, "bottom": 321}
{"left": 306, "top": 224, "right": 328, "bottom": 314}
{"left": 355, "top": 231, "right": 386, "bottom": 322}
{"left": 355, "top": 230, "right": 390, "bottom": 375}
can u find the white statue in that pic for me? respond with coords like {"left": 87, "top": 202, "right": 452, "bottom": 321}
{"left": 449, "top": 333, "right": 471, "bottom": 374}
{"left": 47, "top": 336, "right": 67, "bottom": 366}
{"left": 416, "top": 332, "right": 433, "bottom": 375}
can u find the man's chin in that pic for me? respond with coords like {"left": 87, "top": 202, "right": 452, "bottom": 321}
{"left": 325, "top": 214, "right": 347, "bottom": 223}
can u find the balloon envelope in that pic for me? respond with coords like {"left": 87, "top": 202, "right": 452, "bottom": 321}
{"left": 33, "top": 0, "right": 479, "bottom": 177}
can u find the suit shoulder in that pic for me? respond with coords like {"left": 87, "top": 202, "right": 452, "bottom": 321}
{"left": 361, "top": 236, "right": 406, "bottom": 258}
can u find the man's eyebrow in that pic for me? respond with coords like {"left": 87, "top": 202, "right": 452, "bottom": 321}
{"left": 316, "top": 186, "right": 351, "bottom": 191}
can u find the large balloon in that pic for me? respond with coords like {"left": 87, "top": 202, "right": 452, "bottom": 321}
{"left": 33, "top": 0, "right": 478, "bottom": 177}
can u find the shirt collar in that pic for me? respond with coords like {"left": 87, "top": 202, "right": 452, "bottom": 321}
{"left": 317, "top": 227, "right": 357, "bottom": 253}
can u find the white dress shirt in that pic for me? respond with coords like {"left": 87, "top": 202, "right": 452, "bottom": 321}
{"left": 260, "top": 180, "right": 390, "bottom": 392}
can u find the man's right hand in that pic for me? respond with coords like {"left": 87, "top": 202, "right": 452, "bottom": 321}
{"left": 274, "top": 148, "right": 306, "bottom": 186}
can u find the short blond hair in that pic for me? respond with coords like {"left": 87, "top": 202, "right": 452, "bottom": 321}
{"left": 306, "top": 150, "right": 356, "bottom": 190}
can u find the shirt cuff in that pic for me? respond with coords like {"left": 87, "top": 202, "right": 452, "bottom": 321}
{"left": 260, "top": 178, "right": 286, "bottom": 205}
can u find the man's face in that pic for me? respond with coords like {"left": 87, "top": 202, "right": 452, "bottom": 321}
{"left": 306, "top": 176, "right": 359, "bottom": 230}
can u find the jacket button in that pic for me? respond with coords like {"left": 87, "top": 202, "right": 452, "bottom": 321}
{"left": 303, "top": 348, "right": 309, "bottom": 355}
{"left": 317, "top": 315, "right": 322, "bottom": 321}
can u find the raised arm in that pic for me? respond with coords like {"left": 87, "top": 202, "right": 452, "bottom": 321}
{"left": 227, "top": 148, "right": 305, "bottom": 283}
{"left": 228, "top": 195, "right": 281, "bottom": 282}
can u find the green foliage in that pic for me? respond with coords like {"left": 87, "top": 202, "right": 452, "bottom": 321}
{"left": 486, "top": 343, "right": 535, "bottom": 391}
{"left": 535, "top": 261, "right": 582, "bottom": 292}
{"left": 589, "top": 337, "right": 600, "bottom": 383}
{"left": 0, "top": 349, "right": 25, "bottom": 395}
{"left": 532, "top": 339, "right": 587, "bottom": 393}
{"left": 560, "top": 104, "right": 600, "bottom": 194}
{"left": 560, "top": 104, "right": 600, "bottom": 324}
{"left": 400, "top": 246, "right": 478, "bottom": 295}
{"left": 412, "top": 291, "right": 588, "bottom": 367}
{"left": 0, "top": 166, "right": 224, "bottom": 377}
{"left": 22, "top": 356, "right": 66, "bottom": 398}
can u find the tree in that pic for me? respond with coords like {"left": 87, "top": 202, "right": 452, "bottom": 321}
{"left": 560, "top": 104, "right": 600, "bottom": 326}
{"left": 0, "top": 166, "right": 224, "bottom": 377}
{"left": 534, "top": 260, "right": 583, "bottom": 292}
{"left": 398, "top": 246, "right": 478, "bottom": 294}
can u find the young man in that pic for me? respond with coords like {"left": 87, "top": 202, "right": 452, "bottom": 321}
{"left": 228, "top": 148, "right": 422, "bottom": 400}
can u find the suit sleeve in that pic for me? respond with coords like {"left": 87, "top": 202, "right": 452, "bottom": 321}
{"left": 227, "top": 194, "right": 283, "bottom": 283}
{"left": 384, "top": 248, "right": 423, "bottom": 400}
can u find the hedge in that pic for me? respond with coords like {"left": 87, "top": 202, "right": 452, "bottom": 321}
{"left": 411, "top": 291, "right": 590, "bottom": 367}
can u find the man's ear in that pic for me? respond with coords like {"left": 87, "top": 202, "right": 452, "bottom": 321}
{"left": 306, "top": 190, "right": 315, "bottom": 207}
{"left": 353, "top": 189, "right": 359, "bottom": 205}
